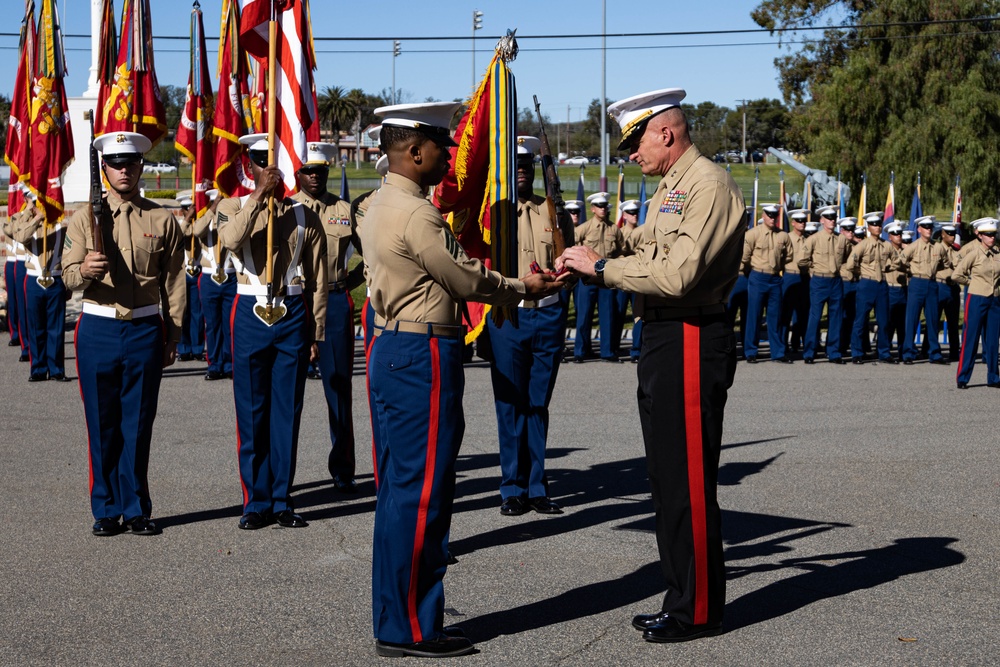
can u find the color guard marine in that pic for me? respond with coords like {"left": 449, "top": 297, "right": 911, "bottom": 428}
{"left": 217, "top": 133, "right": 328, "bottom": 531}
{"left": 11, "top": 201, "right": 71, "bottom": 381}
{"left": 292, "top": 141, "right": 364, "bottom": 493}
{"left": 63, "top": 131, "right": 186, "bottom": 537}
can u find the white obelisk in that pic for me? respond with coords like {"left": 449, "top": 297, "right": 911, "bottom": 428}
{"left": 63, "top": 0, "right": 104, "bottom": 205}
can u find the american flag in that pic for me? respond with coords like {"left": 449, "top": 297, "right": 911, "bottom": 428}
{"left": 239, "top": 0, "right": 318, "bottom": 191}
{"left": 212, "top": 0, "right": 255, "bottom": 198}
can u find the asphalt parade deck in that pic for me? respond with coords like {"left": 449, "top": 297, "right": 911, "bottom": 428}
{"left": 0, "top": 339, "right": 996, "bottom": 666}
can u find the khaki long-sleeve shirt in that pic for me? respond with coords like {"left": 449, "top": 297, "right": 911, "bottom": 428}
{"left": 799, "top": 229, "right": 849, "bottom": 276}
{"left": 62, "top": 192, "right": 186, "bottom": 342}
{"left": 952, "top": 241, "right": 1000, "bottom": 297}
{"left": 216, "top": 194, "right": 328, "bottom": 342}
{"left": 575, "top": 215, "right": 625, "bottom": 259}
{"left": 359, "top": 172, "right": 525, "bottom": 326}
{"left": 11, "top": 208, "right": 64, "bottom": 274}
{"left": 842, "top": 235, "right": 896, "bottom": 282}
{"left": 785, "top": 230, "right": 809, "bottom": 276}
{"left": 600, "top": 145, "right": 746, "bottom": 311}
{"left": 901, "top": 237, "right": 951, "bottom": 280}
{"left": 292, "top": 190, "right": 364, "bottom": 289}
{"left": 741, "top": 224, "right": 792, "bottom": 275}
{"left": 936, "top": 243, "right": 961, "bottom": 283}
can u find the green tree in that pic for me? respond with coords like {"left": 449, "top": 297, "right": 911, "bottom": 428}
{"left": 317, "top": 85, "right": 358, "bottom": 159}
{"left": 724, "top": 99, "right": 793, "bottom": 155}
{"left": 0, "top": 94, "right": 10, "bottom": 150}
{"left": 684, "top": 101, "right": 731, "bottom": 158}
{"left": 754, "top": 0, "right": 1000, "bottom": 218}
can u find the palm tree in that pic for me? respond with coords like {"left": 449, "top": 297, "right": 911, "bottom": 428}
{"left": 345, "top": 88, "right": 367, "bottom": 167}
{"left": 317, "top": 85, "right": 357, "bottom": 161}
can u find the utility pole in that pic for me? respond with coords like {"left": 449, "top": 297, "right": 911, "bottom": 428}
{"left": 599, "top": 0, "right": 607, "bottom": 191}
{"left": 472, "top": 10, "right": 483, "bottom": 91}
{"left": 737, "top": 99, "right": 748, "bottom": 164}
{"left": 392, "top": 40, "right": 401, "bottom": 105}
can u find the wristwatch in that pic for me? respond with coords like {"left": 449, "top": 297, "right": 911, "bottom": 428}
{"left": 594, "top": 258, "right": 607, "bottom": 275}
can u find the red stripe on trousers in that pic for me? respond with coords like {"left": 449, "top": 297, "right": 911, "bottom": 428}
{"left": 362, "top": 298, "right": 378, "bottom": 488}
{"left": 230, "top": 295, "right": 249, "bottom": 508}
{"left": 683, "top": 320, "right": 709, "bottom": 626}
{"left": 407, "top": 337, "right": 441, "bottom": 642}
{"left": 74, "top": 315, "right": 93, "bottom": 497}
{"left": 957, "top": 296, "right": 971, "bottom": 382}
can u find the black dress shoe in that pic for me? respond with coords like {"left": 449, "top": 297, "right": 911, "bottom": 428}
{"left": 572, "top": 356, "right": 585, "bottom": 364}
{"left": 375, "top": 636, "right": 475, "bottom": 658}
{"left": 500, "top": 496, "right": 529, "bottom": 516}
{"left": 988, "top": 382, "right": 1000, "bottom": 388}
{"left": 224, "top": 371, "right": 233, "bottom": 379}
{"left": 830, "top": 357, "right": 847, "bottom": 365}
{"left": 957, "top": 382, "right": 968, "bottom": 389}
{"left": 19, "top": 354, "right": 29, "bottom": 362}
{"left": 903, "top": 359, "right": 914, "bottom": 365}
{"left": 803, "top": 358, "right": 814, "bottom": 365}
{"left": 8, "top": 338, "right": 20, "bottom": 347}
{"left": 51, "top": 373, "right": 71, "bottom": 382}
{"left": 92, "top": 517, "right": 124, "bottom": 537}
{"left": 126, "top": 516, "right": 161, "bottom": 535}
{"left": 929, "top": 358, "right": 949, "bottom": 365}
{"left": 643, "top": 616, "right": 723, "bottom": 643}
{"left": 238, "top": 511, "right": 272, "bottom": 530}
{"left": 196, "top": 353, "right": 207, "bottom": 361}
{"left": 332, "top": 475, "right": 358, "bottom": 493}
{"left": 852, "top": 357, "right": 864, "bottom": 365}
{"left": 28, "top": 374, "right": 48, "bottom": 382}
{"left": 601, "top": 356, "right": 622, "bottom": 364}
{"left": 204, "top": 370, "right": 225, "bottom": 381}
{"left": 631, "top": 357, "right": 639, "bottom": 364}
{"left": 775, "top": 357, "right": 793, "bottom": 364}
{"left": 178, "top": 353, "right": 194, "bottom": 362}
{"left": 528, "top": 496, "right": 564, "bottom": 514}
{"left": 274, "top": 510, "right": 308, "bottom": 528}
{"left": 632, "top": 611, "right": 671, "bottom": 631}
{"left": 879, "top": 357, "right": 900, "bottom": 364}
{"left": 745, "top": 356, "right": 757, "bottom": 364}
{"left": 307, "top": 369, "right": 322, "bottom": 380}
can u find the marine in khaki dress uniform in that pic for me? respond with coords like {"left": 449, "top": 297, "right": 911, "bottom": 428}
{"left": 563, "top": 88, "right": 745, "bottom": 643}
{"left": 217, "top": 133, "right": 328, "bottom": 531}
{"left": 780, "top": 208, "right": 811, "bottom": 354}
{"left": 884, "top": 222, "right": 908, "bottom": 355}
{"left": 362, "top": 102, "right": 563, "bottom": 659}
{"left": 292, "top": 142, "right": 364, "bottom": 492}
{"left": 899, "top": 215, "right": 952, "bottom": 364}
{"left": 952, "top": 218, "right": 1000, "bottom": 388}
{"left": 799, "top": 207, "right": 850, "bottom": 363}
{"left": 63, "top": 131, "right": 186, "bottom": 537}
{"left": 741, "top": 203, "right": 793, "bottom": 362}
{"left": 573, "top": 191, "right": 626, "bottom": 361}
{"left": 841, "top": 211, "right": 898, "bottom": 363}
{"left": 11, "top": 202, "right": 70, "bottom": 381}
{"left": 489, "top": 136, "right": 567, "bottom": 517}
{"left": 192, "top": 189, "right": 237, "bottom": 379}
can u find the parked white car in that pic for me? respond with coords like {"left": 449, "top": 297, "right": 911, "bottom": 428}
{"left": 143, "top": 163, "right": 177, "bottom": 174}
{"left": 562, "top": 156, "right": 589, "bottom": 165}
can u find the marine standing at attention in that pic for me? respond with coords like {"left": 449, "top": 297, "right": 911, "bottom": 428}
{"left": 63, "top": 132, "right": 186, "bottom": 537}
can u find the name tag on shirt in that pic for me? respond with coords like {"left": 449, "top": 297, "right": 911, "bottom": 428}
{"left": 660, "top": 189, "right": 687, "bottom": 215}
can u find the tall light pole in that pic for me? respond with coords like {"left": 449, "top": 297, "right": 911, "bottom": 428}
{"left": 599, "top": 0, "right": 607, "bottom": 191}
{"left": 737, "top": 99, "right": 748, "bottom": 163}
{"left": 392, "top": 40, "right": 401, "bottom": 105}
{"left": 472, "top": 10, "right": 483, "bottom": 91}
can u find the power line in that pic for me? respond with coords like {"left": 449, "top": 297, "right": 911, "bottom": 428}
{"left": 3, "top": 27, "right": 997, "bottom": 55}
{"left": 1, "top": 14, "right": 998, "bottom": 43}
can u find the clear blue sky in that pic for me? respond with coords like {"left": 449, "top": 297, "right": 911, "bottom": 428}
{"left": 2, "top": 0, "right": 796, "bottom": 124}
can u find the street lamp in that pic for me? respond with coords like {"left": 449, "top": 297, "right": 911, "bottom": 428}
{"left": 472, "top": 10, "right": 483, "bottom": 90}
{"left": 392, "top": 40, "right": 401, "bottom": 105}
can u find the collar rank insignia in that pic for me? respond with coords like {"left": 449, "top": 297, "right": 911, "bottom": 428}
{"left": 659, "top": 189, "right": 687, "bottom": 215}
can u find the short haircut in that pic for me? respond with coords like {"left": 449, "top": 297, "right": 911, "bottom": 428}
{"left": 381, "top": 124, "right": 429, "bottom": 152}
